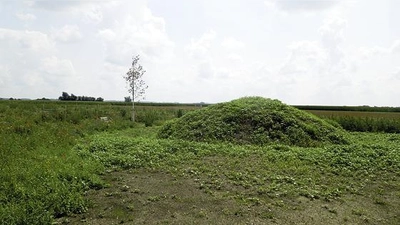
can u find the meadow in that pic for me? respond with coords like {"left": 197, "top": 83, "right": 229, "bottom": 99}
{"left": 0, "top": 100, "right": 181, "bottom": 224}
{"left": 0, "top": 100, "right": 399, "bottom": 224}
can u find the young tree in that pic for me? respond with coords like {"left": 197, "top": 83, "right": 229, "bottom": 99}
{"left": 124, "top": 55, "right": 148, "bottom": 122}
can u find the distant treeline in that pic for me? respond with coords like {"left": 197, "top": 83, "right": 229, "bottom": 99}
{"left": 58, "top": 92, "right": 104, "bottom": 102}
{"left": 293, "top": 105, "right": 400, "bottom": 113}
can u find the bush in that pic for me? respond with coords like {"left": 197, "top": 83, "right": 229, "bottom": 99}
{"left": 158, "top": 97, "right": 350, "bottom": 147}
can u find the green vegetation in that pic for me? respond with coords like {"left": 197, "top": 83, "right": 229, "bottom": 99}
{"left": 0, "top": 100, "right": 178, "bottom": 224}
{"left": 58, "top": 92, "right": 104, "bottom": 102}
{"left": 295, "top": 105, "right": 400, "bottom": 113}
{"left": 307, "top": 110, "right": 400, "bottom": 133}
{"left": 82, "top": 131, "right": 400, "bottom": 195}
{"left": 1, "top": 99, "right": 399, "bottom": 224}
{"left": 159, "top": 97, "right": 349, "bottom": 147}
{"left": 0, "top": 105, "right": 102, "bottom": 224}
{"left": 70, "top": 128, "right": 399, "bottom": 224}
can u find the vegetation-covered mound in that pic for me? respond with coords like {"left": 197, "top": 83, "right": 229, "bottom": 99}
{"left": 158, "top": 97, "right": 349, "bottom": 147}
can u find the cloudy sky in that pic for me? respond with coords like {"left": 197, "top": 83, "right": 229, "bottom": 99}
{"left": 0, "top": 0, "right": 399, "bottom": 106}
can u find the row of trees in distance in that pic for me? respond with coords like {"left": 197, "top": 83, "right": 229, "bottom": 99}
{"left": 59, "top": 92, "right": 104, "bottom": 102}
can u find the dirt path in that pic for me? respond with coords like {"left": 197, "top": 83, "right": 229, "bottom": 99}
{"left": 57, "top": 169, "right": 399, "bottom": 225}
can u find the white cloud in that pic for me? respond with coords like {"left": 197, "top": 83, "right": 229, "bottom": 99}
{"left": 359, "top": 39, "right": 400, "bottom": 60}
{"left": 197, "top": 61, "right": 215, "bottom": 79}
{"left": 319, "top": 16, "right": 348, "bottom": 73}
{"left": 265, "top": 0, "right": 342, "bottom": 12}
{"left": 391, "top": 68, "right": 400, "bottom": 80}
{"left": 390, "top": 39, "right": 400, "bottom": 54}
{"left": 98, "top": 6, "right": 174, "bottom": 66}
{"left": 32, "top": 0, "right": 87, "bottom": 11}
{"left": 39, "top": 56, "right": 76, "bottom": 77}
{"left": 0, "top": 28, "right": 55, "bottom": 96}
{"left": 359, "top": 46, "right": 389, "bottom": 60}
{"left": 31, "top": 0, "right": 121, "bottom": 12}
{"left": 51, "top": 25, "right": 83, "bottom": 43}
{"left": 185, "top": 30, "right": 217, "bottom": 59}
{"left": 97, "top": 29, "right": 116, "bottom": 42}
{"left": 31, "top": 0, "right": 113, "bottom": 25}
{"left": 15, "top": 12, "right": 36, "bottom": 21}
{"left": 0, "top": 65, "right": 11, "bottom": 87}
{"left": 221, "top": 37, "right": 245, "bottom": 50}
{"left": 1, "top": 0, "right": 399, "bottom": 105}
{"left": 264, "top": 0, "right": 276, "bottom": 9}
{"left": 185, "top": 30, "right": 231, "bottom": 81}
{"left": 0, "top": 28, "right": 54, "bottom": 52}
{"left": 227, "top": 53, "right": 244, "bottom": 63}
{"left": 272, "top": 14, "right": 352, "bottom": 104}
{"left": 83, "top": 5, "right": 103, "bottom": 24}
{"left": 280, "top": 41, "right": 328, "bottom": 76}
{"left": 0, "top": 26, "right": 79, "bottom": 97}
{"left": 319, "top": 16, "right": 347, "bottom": 46}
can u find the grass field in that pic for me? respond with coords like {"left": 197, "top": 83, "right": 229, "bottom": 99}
{"left": 0, "top": 100, "right": 399, "bottom": 224}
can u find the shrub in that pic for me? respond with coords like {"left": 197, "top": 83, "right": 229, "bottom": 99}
{"left": 158, "top": 97, "right": 350, "bottom": 147}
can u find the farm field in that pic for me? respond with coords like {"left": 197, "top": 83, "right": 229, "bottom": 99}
{"left": 0, "top": 100, "right": 399, "bottom": 224}
{"left": 306, "top": 110, "right": 400, "bottom": 133}
{"left": 307, "top": 110, "right": 400, "bottom": 119}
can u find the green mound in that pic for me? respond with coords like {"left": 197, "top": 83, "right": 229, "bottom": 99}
{"left": 158, "top": 97, "right": 350, "bottom": 147}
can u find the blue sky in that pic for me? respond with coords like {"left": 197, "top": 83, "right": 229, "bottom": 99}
{"left": 0, "top": 0, "right": 399, "bottom": 106}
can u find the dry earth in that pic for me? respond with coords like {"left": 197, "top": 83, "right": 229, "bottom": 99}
{"left": 57, "top": 169, "right": 399, "bottom": 225}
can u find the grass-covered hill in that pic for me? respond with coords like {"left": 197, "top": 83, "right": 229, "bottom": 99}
{"left": 158, "top": 97, "right": 349, "bottom": 147}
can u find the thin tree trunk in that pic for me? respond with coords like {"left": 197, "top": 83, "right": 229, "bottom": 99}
{"left": 131, "top": 93, "right": 135, "bottom": 122}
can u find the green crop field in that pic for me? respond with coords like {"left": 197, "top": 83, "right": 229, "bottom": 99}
{"left": 306, "top": 110, "right": 400, "bottom": 133}
{"left": 0, "top": 99, "right": 399, "bottom": 224}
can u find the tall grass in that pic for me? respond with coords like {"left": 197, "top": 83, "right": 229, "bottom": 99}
{"left": 0, "top": 100, "right": 179, "bottom": 224}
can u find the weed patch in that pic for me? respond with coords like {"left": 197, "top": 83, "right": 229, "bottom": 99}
{"left": 0, "top": 101, "right": 177, "bottom": 224}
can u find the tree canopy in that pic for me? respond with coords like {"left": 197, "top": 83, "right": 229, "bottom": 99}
{"left": 59, "top": 92, "right": 103, "bottom": 102}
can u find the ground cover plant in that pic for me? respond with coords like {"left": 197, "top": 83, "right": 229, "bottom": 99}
{"left": 0, "top": 100, "right": 180, "bottom": 224}
{"left": 0, "top": 103, "right": 104, "bottom": 224}
{"left": 1, "top": 99, "right": 399, "bottom": 224}
{"left": 63, "top": 128, "right": 400, "bottom": 224}
{"left": 158, "top": 97, "right": 349, "bottom": 147}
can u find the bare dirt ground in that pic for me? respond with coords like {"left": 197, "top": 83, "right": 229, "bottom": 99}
{"left": 57, "top": 169, "right": 399, "bottom": 225}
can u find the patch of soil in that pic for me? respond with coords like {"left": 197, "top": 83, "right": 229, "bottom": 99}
{"left": 57, "top": 170, "right": 399, "bottom": 225}
{"left": 57, "top": 169, "right": 268, "bottom": 224}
